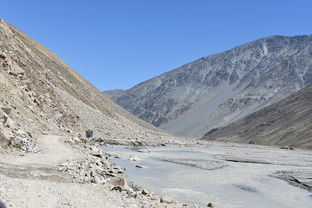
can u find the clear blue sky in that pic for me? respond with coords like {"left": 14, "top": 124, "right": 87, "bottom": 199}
{"left": 1, "top": 0, "right": 312, "bottom": 90}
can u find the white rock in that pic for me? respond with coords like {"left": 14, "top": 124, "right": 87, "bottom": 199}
{"left": 93, "top": 175, "right": 104, "bottom": 184}
{"left": 129, "top": 155, "right": 141, "bottom": 161}
{"left": 72, "top": 137, "right": 82, "bottom": 144}
{"left": 68, "top": 139, "right": 75, "bottom": 145}
{"left": 90, "top": 146, "right": 99, "bottom": 152}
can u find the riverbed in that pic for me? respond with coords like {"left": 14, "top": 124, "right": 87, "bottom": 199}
{"left": 102, "top": 144, "right": 312, "bottom": 208}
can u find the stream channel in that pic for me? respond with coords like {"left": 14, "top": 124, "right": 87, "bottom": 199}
{"left": 102, "top": 144, "right": 312, "bottom": 208}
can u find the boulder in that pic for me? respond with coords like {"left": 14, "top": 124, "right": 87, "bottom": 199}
{"left": 160, "top": 196, "right": 176, "bottom": 204}
{"left": 3, "top": 116, "right": 15, "bottom": 128}
{"left": 141, "top": 189, "right": 150, "bottom": 195}
{"left": 129, "top": 155, "right": 141, "bottom": 161}
{"left": 116, "top": 168, "right": 124, "bottom": 174}
{"left": 207, "top": 202, "right": 215, "bottom": 207}
{"left": 9, "top": 63, "right": 25, "bottom": 76}
{"left": 16, "top": 129, "right": 26, "bottom": 137}
{"left": 68, "top": 139, "right": 75, "bottom": 145}
{"left": 0, "top": 132, "right": 10, "bottom": 147}
{"left": 100, "top": 159, "right": 110, "bottom": 167}
{"left": 135, "top": 165, "right": 148, "bottom": 169}
{"left": 64, "top": 128, "right": 72, "bottom": 133}
{"left": 90, "top": 146, "right": 100, "bottom": 152}
{"left": 109, "top": 176, "right": 128, "bottom": 190}
{"left": 111, "top": 186, "right": 123, "bottom": 192}
{"left": 72, "top": 137, "right": 82, "bottom": 144}
{"left": 90, "top": 150, "right": 103, "bottom": 157}
{"left": 126, "top": 189, "right": 138, "bottom": 198}
{"left": 93, "top": 175, "right": 104, "bottom": 184}
{"left": 1, "top": 107, "right": 12, "bottom": 115}
{"left": 89, "top": 146, "right": 104, "bottom": 157}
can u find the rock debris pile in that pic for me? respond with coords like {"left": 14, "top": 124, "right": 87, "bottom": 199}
{"left": 59, "top": 140, "right": 200, "bottom": 208}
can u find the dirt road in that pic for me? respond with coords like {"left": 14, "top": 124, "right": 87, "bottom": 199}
{"left": 0, "top": 135, "right": 139, "bottom": 208}
{"left": 0, "top": 135, "right": 80, "bottom": 167}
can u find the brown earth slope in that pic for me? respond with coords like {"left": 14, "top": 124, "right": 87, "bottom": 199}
{"left": 202, "top": 85, "right": 312, "bottom": 149}
{"left": 0, "top": 19, "right": 192, "bottom": 208}
{"left": 0, "top": 18, "right": 172, "bottom": 150}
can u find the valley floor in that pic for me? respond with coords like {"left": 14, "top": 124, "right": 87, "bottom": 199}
{"left": 1, "top": 135, "right": 311, "bottom": 208}
{"left": 103, "top": 142, "right": 312, "bottom": 208}
{"left": 0, "top": 135, "right": 192, "bottom": 208}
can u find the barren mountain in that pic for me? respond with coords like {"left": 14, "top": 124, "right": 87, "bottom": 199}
{"left": 0, "top": 19, "right": 196, "bottom": 208}
{"left": 0, "top": 18, "right": 173, "bottom": 151}
{"left": 106, "top": 35, "right": 312, "bottom": 137}
{"left": 202, "top": 84, "right": 312, "bottom": 149}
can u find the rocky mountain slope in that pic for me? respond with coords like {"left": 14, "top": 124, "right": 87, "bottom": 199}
{"left": 0, "top": 19, "right": 197, "bottom": 208}
{"left": 202, "top": 84, "right": 312, "bottom": 149}
{"left": 0, "top": 18, "right": 174, "bottom": 151}
{"left": 106, "top": 35, "right": 312, "bottom": 137}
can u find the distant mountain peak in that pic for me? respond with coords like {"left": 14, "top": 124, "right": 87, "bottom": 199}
{"left": 105, "top": 34, "right": 312, "bottom": 137}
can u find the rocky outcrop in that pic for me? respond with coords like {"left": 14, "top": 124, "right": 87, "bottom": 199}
{"left": 202, "top": 85, "right": 312, "bottom": 149}
{"left": 106, "top": 35, "right": 312, "bottom": 137}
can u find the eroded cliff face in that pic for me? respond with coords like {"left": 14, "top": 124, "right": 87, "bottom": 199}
{"left": 106, "top": 35, "right": 312, "bottom": 137}
{"left": 0, "top": 19, "right": 171, "bottom": 151}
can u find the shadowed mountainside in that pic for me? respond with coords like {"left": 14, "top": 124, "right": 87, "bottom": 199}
{"left": 202, "top": 85, "right": 312, "bottom": 149}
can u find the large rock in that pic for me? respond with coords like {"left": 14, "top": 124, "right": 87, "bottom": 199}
{"left": 207, "top": 202, "right": 215, "bottom": 208}
{"left": 0, "top": 132, "right": 10, "bottom": 147}
{"left": 90, "top": 150, "right": 103, "bottom": 157}
{"left": 129, "top": 155, "right": 141, "bottom": 161}
{"left": 93, "top": 175, "right": 105, "bottom": 184}
{"left": 3, "top": 116, "right": 15, "bottom": 128}
{"left": 1, "top": 107, "right": 12, "bottom": 115}
{"left": 68, "top": 137, "right": 82, "bottom": 145}
{"left": 9, "top": 62, "right": 25, "bottom": 76}
{"left": 141, "top": 189, "right": 150, "bottom": 196}
{"left": 89, "top": 146, "right": 104, "bottom": 157}
{"left": 160, "top": 196, "right": 176, "bottom": 204}
{"left": 109, "top": 176, "right": 128, "bottom": 191}
{"left": 135, "top": 165, "right": 148, "bottom": 168}
{"left": 72, "top": 137, "right": 82, "bottom": 143}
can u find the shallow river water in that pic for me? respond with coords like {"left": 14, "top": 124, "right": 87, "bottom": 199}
{"left": 102, "top": 144, "right": 312, "bottom": 208}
